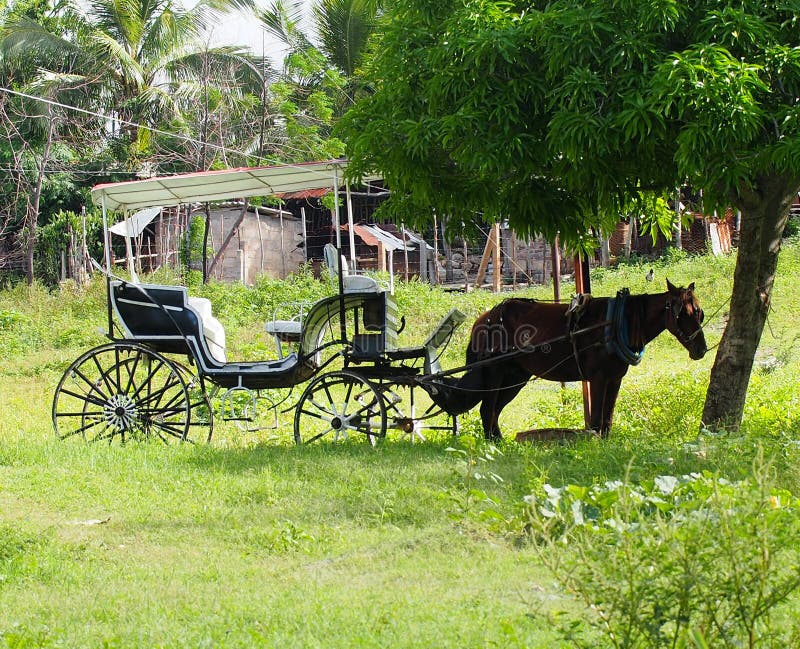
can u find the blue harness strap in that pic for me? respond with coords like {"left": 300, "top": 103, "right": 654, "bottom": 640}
{"left": 604, "top": 289, "right": 645, "bottom": 365}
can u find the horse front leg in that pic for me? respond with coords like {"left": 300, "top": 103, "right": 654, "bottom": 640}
{"left": 479, "top": 389, "right": 502, "bottom": 441}
{"left": 589, "top": 378, "right": 623, "bottom": 437}
{"left": 479, "top": 368, "right": 529, "bottom": 441}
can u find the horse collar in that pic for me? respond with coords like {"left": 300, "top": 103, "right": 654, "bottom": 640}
{"left": 605, "top": 289, "right": 645, "bottom": 365}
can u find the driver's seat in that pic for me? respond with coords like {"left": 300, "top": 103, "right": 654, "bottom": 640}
{"left": 323, "top": 243, "right": 380, "bottom": 293}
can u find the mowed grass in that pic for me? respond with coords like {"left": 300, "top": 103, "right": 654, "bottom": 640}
{"left": 2, "top": 242, "right": 800, "bottom": 647}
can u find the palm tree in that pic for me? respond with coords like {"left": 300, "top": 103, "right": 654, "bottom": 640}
{"left": 257, "top": 0, "right": 382, "bottom": 114}
{"left": 313, "top": 0, "right": 381, "bottom": 79}
{"left": 2, "top": 0, "right": 260, "bottom": 159}
{"left": 0, "top": 0, "right": 265, "bottom": 282}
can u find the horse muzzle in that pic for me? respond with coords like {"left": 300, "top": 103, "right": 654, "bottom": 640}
{"left": 689, "top": 342, "right": 708, "bottom": 360}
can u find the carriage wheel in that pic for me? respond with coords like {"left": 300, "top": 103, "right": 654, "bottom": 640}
{"left": 293, "top": 370, "right": 386, "bottom": 445}
{"left": 52, "top": 343, "right": 213, "bottom": 444}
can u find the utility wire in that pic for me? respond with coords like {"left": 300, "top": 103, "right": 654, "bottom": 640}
{"left": 0, "top": 85, "right": 320, "bottom": 163}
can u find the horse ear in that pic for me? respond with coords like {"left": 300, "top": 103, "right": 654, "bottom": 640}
{"left": 688, "top": 282, "right": 695, "bottom": 291}
{"left": 666, "top": 279, "right": 677, "bottom": 293}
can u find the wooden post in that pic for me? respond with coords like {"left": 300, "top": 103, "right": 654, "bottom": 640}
{"left": 401, "top": 223, "right": 409, "bottom": 281}
{"left": 574, "top": 252, "right": 592, "bottom": 430}
{"left": 551, "top": 236, "right": 561, "bottom": 303}
{"left": 475, "top": 223, "right": 498, "bottom": 288}
{"left": 511, "top": 229, "right": 518, "bottom": 290}
{"left": 377, "top": 241, "right": 386, "bottom": 272}
{"left": 432, "top": 212, "right": 441, "bottom": 284}
{"left": 492, "top": 222, "right": 502, "bottom": 293}
{"left": 463, "top": 238, "right": 469, "bottom": 291}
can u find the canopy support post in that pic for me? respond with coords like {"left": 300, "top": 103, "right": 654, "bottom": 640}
{"left": 346, "top": 182, "right": 356, "bottom": 271}
{"left": 102, "top": 195, "right": 113, "bottom": 337}
{"left": 333, "top": 167, "right": 346, "bottom": 341}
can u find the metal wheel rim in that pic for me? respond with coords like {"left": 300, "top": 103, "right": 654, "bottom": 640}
{"left": 294, "top": 370, "right": 386, "bottom": 445}
{"left": 52, "top": 343, "right": 209, "bottom": 444}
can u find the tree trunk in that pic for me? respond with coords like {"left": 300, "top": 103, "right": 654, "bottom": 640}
{"left": 673, "top": 189, "right": 682, "bottom": 250}
{"left": 207, "top": 200, "right": 248, "bottom": 280}
{"left": 26, "top": 111, "right": 56, "bottom": 285}
{"left": 623, "top": 216, "right": 634, "bottom": 258}
{"left": 701, "top": 174, "right": 799, "bottom": 431}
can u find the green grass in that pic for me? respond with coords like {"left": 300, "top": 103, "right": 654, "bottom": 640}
{"left": 2, "top": 243, "right": 800, "bottom": 647}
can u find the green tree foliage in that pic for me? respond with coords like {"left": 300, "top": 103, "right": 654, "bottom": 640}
{"left": 339, "top": 0, "right": 800, "bottom": 430}
{"left": 1, "top": 0, "right": 260, "bottom": 164}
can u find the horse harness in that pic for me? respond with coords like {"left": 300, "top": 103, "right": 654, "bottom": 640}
{"left": 566, "top": 289, "right": 645, "bottom": 379}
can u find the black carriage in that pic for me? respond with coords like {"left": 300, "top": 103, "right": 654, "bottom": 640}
{"left": 52, "top": 163, "right": 465, "bottom": 445}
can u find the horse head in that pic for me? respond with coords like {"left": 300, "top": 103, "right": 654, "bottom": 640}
{"left": 665, "top": 280, "right": 707, "bottom": 360}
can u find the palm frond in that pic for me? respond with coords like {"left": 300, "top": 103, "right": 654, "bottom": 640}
{"left": 89, "top": 30, "right": 146, "bottom": 88}
{"left": 1, "top": 17, "right": 80, "bottom": 67}
{"left": 313, "top": 0, "right": 379, "bottom": 76}
{"left": 256, "top": 0, "right": 311, "bottom": 51}
{"left": 139, "top": 5, "right": 198, "bottom": 63}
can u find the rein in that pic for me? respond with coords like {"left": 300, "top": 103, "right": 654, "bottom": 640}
{"left": 420, "top": 339, "right": 605, "bottom": 395}
{"left": 419, "top": 319, "right": 608, "bottom": 383}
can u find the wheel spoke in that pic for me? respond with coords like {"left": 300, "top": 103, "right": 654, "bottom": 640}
{"left": 57, "top": 415, "right": 106, "bottom": 440}
{"left": 148, "top": 419, "right": 187, "bottom": 442}
{"left": 91, "top": 352, "right": 119, "bottom": 396}
{"left": 130, "top": 358, "right": 168, "bottom": 403}
{"left": 86, "top": 421, "right": 121, "bottom": 444}
{"left": 57, "top": 387, "right": 108, "bottom": 410}
{"left": 121, "top": 349, "right": 142, "bottom": 395}
{"left": 303, "top": 426, "right": 334, "bottom": 444}
{"left": 69, "top": 367, "right": 111, "bottom": 402}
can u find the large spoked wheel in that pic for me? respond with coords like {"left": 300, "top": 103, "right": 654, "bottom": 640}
{"left": 294, "top": 370, "right": 386, "bottom": 445}
{"left": 52, "top": 343, "right": 213, "bottom": 444}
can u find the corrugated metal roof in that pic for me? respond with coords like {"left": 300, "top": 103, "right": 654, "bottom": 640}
{"left": 344, "top": 224, "right": 413, "bottom": 251}
{"left": 278, "top": 188, "right": 331, "bottom": 200}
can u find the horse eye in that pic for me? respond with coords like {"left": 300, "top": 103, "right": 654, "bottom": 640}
{"left": 698, "top": 309, "right": 705, "bottom": 323}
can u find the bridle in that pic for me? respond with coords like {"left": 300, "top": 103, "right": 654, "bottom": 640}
{"left": 665, "top": 294, "right": 705, "bottom": 346}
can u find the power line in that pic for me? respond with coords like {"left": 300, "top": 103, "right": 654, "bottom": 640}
{"left": 0, "top": 85, "right": 320, "bottom": 162}
{"left": 0, "top": 166, "right": 139, "bottom": 175}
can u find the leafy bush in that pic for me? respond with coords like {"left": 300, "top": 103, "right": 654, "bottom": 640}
{"left": 526, "top": 456, "right": 800, "bottom": 648}
{"left": 35, "top": 209, "right": 105, "bottom": 285}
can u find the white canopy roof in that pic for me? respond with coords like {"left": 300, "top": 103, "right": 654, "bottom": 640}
{"left": 108, "top": 206, "right": 162, "bottom": 237}
{"left": 91, "top": 160, "right": 361, "bottom": 212}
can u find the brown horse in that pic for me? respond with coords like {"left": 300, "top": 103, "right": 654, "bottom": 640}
{"left": 424, "top": 281, "right": 707, "bottom": 440}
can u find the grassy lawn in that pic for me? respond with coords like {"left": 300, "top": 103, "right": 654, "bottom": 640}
{"left": 2, "top": 243, "right": 800, "bottom": 647}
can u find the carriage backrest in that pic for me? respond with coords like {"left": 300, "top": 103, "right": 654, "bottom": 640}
{"left": 296, "top": 292, "right": 399, "bottom": 366}
{"left": 111, "top": 281, "right": 226, "bottom": 365}
{"left": 323, "top": 243, "right": 381, "bottom": 293}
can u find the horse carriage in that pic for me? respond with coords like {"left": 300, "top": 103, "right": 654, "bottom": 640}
{"left": 52, "top": 161, "right": 710, "bottom": 445}
{"left": 51, "top": 162, "right": 465, "bottom": 445}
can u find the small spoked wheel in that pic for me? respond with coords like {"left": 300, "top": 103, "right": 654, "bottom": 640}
{"left": 52, "top": 343, "right": 213, "bottom": 444}
{"left": 294, "top": 370, "right": 386, "bottom": 445}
